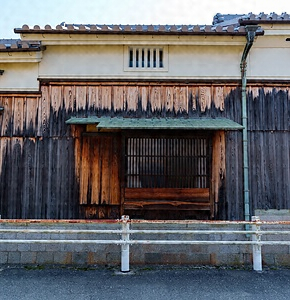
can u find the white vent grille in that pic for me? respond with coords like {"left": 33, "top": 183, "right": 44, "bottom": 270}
{"left": 128, "top": 47, "right": 164, "bottom": 69}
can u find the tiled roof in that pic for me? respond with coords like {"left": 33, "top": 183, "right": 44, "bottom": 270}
{"left": 14, "top": 23, "right": 263, "bottom": 36}
{"left": 213, "top": 14, "right": 245, "bottom": 25}
{"left": 12, "top": 12, "right": 290, "bottom": 38}
{"left": 239, "top": 12, "right": 290, "bottom": 24}
{"left": 0, "top": 39, "right": 44, "bottom": 52}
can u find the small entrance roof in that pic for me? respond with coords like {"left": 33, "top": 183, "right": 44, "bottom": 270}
{"left": 66, "top": 117, "right": 244, "bottom": 130}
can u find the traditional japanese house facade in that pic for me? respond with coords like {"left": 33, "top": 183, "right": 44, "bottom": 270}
{"left": 0, "top": 13, "right": 289, "bottom": 220}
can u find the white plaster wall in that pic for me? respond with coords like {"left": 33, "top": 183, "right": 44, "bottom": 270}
{"left": 0, "top": 63, "right": 39, "bottom": 91}
{"left": 168, "top": 45, "right": 242, "bottom": 79}
{"left": 38, "top": 45, "right": 244, "bottom": 80}
{"left": 38, "top": 41, "right": 290, "bottom": 81}
{"left": 247, "top": 35, "right": 290, "bottom": 80}
{"left": 39, "top": 45, "right": 124, "bottom": 78}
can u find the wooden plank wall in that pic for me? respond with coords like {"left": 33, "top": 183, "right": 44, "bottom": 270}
{"left": 247, "top": 88, "right": 290, "bottom": 217}
{"left": 0, "top": 83, "right": 289, "bottom": 220}
{"left": 78, "top": 135, "right": 121, "bottom": 219}
{"left": 0, "top": 93, "right": 79, "bottom": 219}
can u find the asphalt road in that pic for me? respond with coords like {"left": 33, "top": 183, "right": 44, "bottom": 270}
{"left": 1, "top": 266, "right": 290, "bottom": 300}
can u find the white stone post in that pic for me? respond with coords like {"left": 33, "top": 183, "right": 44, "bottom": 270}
{"left": 121, "top": 215, "right": 130, "bottom": 272}
{"left": 252, "top": 216, "right": 262, "bottom": 271}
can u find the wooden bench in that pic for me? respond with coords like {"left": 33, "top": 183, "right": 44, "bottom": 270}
{"left": 124, "top": 188, "right": 210, "bottom": 211}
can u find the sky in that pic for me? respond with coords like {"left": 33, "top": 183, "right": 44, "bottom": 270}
{"left": 1, "top": 0, "right": 290, "bottom": 39}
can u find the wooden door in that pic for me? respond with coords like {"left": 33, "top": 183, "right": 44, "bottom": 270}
{"left": 79, "top": 134, "right": 121, "bottom": 218}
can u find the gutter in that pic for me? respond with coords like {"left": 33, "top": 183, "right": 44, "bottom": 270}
{"left": 240, "top": 25, "right": 259, "bottom": 222}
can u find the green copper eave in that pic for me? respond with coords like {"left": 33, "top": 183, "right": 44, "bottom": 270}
{"left": 66, "top": 117, "right": 243, "bottom": 130}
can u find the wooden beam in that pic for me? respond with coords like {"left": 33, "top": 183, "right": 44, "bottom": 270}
{"left": 125, "top": 188, "right": 210, "bottom": 201}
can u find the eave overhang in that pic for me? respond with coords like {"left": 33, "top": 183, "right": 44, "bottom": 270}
{"left": 65, "top": 117, "right": 244, "bottom": 130}
{"left": 0, "top": 51, "right": 43, "bottom": 63}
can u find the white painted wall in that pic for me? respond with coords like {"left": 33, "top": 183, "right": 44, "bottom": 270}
{"left": 37, "top": 33, "right": 290, "bottom": 81}
{"left": 248, "top": 35, "right": 290, "bottom": 80}
{"left": 38, "top": 44, "right": 244, "bottom": 80}
{"left": 39, "top": 45, "right": 124, "bottom": 78}
{"left": 168, "top": 45, "right": 242, "bottom": 79}
{"left": 0, "top": 63, "right": 39, "bottom": 91}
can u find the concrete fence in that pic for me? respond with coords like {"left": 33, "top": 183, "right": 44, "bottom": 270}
{"left": 0, "top": 212, "right": 290, "bottom": 270}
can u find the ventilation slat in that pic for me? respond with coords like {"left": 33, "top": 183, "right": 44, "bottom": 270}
{"left": 128, "top": 47, "right": 164, "bottom": 69}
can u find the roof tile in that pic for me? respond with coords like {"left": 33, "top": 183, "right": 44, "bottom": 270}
{"left": 240, "top": 12, "right": 290, "bottom": 23}
{"left": 13, "top": 12, "right": 290, "bottom": 38}
{"left": 14, "top": 23, "right": 263, "bottom": 36}
{"left": 0, "top": 39, "right": 44, "bottom": 52}
{"left": 22, "top": 10, "right": 290, "bottom": 37}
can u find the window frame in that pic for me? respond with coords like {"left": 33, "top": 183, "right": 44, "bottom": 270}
{"left": 123, "top": 130, "right": 212, "bottom": 189}
{"left": 123, "top": 45, "right": 168, "bottom": 72}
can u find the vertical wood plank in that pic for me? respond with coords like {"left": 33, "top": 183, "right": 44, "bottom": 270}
{"left": 165, "top": 86, "right": 174, "bottom": 113}
{"left": 22, "top": 138, "right": 36, "bottom": 218}
{"left": 63, "top": 85, "right": 75, "bottom": 114}
{"left": 173, "top": 86, "right": 188, "bottom": 113}
{"left": 101, "top": 86, "right": 112, "bottom": 111}
{"left": 100, "top": 137, "right": 111, "bottom": 204}
{"left": 10, "top": 138, "right": 23, "bottom": 218}
{"left": 75, "top": 85, "right": 87, "bottom": 113}
{"left": 73, "top": 126, "right": 83, "bottom": 184}
{"left": 126, "top": 86, "right": 138, "bottom": 112}
{"left": 24, "top": 97, "right": 38, "bottom": 136}
{"left": 112, "top": 86, "right": 124, "bottom": 112}
{"left": 140, "top": 86, "right": 148, "bottom": 112}
{"left": 91, "top": 137, "right": 101, "bottom": 204}
{"left": 79, "top": 136, "right": 90, "bottom": 204}
{"left": 1, "top": 96, "right": 13, "bottom": 136}
{"left": 150, "top": 86, "right": 162, "bottom": 112}
{"left": 12, "top": 97, "right": 24, "bottom": 136}
{"left": 110, "top": 135, "right": 121, "bottom": 205}
{"left": 40, "top": 85, "right": 50, "bottom": 137}
{"left": 199, "top": 86, "right": 211, "bottom": 112}
{"left": 211, "top": 131, "right": 225, "bottom": 219}
{"left": 225, "top": 131, "right": 243, "bottom": 220}
{"left": 213, "top": 86, "right": 224, "bottom": 111}
{"left": 250, "top": 86, "right": 259, "bottom": 100}
{"left": 88, "top": 86, "right": 97, "bottom": 113}
{"left": 189, "top": 86, "right": 198, "bottom": 111}
{"left": 50, "top": 86, "right": 62, "bottom": 136}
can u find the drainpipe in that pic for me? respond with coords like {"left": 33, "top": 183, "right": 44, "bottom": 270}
{"left": 240, "top": 25, "right": 259, "bottom": 222}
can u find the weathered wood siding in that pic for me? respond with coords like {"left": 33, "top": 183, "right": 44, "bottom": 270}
{"left": 247, "top": 88, "right": 290, "bottom": 217}
{"left": 0, "top": 94, "right": 78, "bottom": 218}
{"left": 78, "top": 134, "right": 121, "bottom": 219}
{"left": 0, "top": 83, "right": 289, "bottom": 220}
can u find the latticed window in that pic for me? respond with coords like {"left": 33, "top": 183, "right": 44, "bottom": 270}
{"left": 125, "top": 135, "right": 210, "bottom": 189}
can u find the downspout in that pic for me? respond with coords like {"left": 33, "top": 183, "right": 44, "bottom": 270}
{"left": 240, "top": 25, "right": 259, "bottom": 222}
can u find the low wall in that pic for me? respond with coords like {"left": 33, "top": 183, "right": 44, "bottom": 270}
{"left": 0, "top": 217, "right": 290, "bottom": 268}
